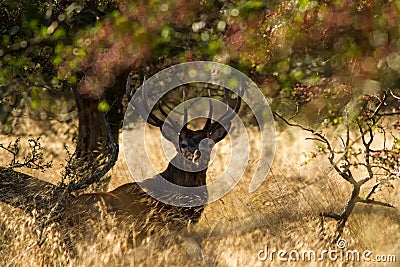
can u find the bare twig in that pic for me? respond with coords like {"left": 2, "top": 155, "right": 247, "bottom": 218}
{"left": 357, "top": 121, "right": 374, "bottom": 180}
{"left": 0, "top": 138, "right": 52, "bottom": 171}
{"left": 320, "top": 212, "right": 341, "bottom": 221}
{"left": 274, "top": 112, "right": 355, "bottom": 183}
{"left": 275, "top": 109, "right": 396, "bottom": 241}
{"left": 390, "top": 90, "right": 400, "bottom": 100}
{"left": 365, "top": 182, "right": 380, "bottom": 199}
{"left": 357, "top": 198, "right": 394, "bottom": 208}
{"left": 377, "top": 111, "right": 400, "bottom": 116}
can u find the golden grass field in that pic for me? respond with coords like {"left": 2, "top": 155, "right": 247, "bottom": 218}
{"left": 0, "top": 117, "right": 399, "bottom": 266}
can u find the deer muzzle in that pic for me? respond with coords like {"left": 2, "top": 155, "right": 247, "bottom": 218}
{"left": 193, "top": 150, "right": 201, "bottom": 162}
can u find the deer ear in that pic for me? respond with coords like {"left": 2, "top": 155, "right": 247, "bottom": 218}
{"left": 210, "top": 122, "right": 231, "bottom": 143}
{"left": 161, "top": 123, "right": 178, "bottom": 144}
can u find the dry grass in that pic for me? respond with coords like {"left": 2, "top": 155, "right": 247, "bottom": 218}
{"left": 0, "top": 119, "right": 399, "bottom": 266}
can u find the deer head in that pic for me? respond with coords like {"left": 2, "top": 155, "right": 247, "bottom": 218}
{"left": 140, "top": 85, "right": 244, "bottom": 177}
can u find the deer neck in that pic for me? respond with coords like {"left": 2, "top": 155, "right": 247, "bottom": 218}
{"left": 160, "top": 156, "right": 208, "bottom": 187}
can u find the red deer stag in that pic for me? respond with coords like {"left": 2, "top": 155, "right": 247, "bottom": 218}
{"left": 64, "top": 83, "right": 245, "bottom": 244}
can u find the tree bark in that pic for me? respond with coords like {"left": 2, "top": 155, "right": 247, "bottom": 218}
{"left": 73, "top": 90, "right": 108, "bottom": 159}
{"left": 73, "top": 71, "right": 129, "bottom": 158}
{"left": 103, "top": 70, "right": 130, "bottom": 145}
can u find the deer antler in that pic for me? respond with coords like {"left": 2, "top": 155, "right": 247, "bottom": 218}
{"left": 204, "top": 78, "right": 245, "bottom": 132}
{"left": 204, "top": 97, "right": 213, "bottom": 130}
{"left": 132, "top": 77, "right": 245, "bottom": 134}
{"left": 139, "top": 81, "right": 182, "bottom": 132}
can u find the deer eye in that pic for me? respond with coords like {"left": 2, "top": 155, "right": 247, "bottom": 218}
{"left": 180, "top": 143, "right": 187, "bottom": 149}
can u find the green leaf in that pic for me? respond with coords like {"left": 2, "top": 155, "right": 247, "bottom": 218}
{"left": 31, "top": 100, "right": 38, "bottom": 110}
{"left": 298, "top": 0, "right": 309, "bottom": 11}
{"left": 98, "top": 101, "right": 110, "bottom": 112}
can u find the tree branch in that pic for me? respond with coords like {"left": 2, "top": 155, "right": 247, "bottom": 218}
{"left": 357, "top": 198, "right": 395, "bottom": 208}
{"left": 274, "top": 112, "right": 356, "bottom": 184}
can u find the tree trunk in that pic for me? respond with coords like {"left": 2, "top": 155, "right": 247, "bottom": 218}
{"left": 103, "top": 70, "right": 130, "bottom": 145}
{"left": 73, "top": 71, "right": 129, "bottom": 158}
{"left": 74, "top": 90, "right": 108, "bottom": 159}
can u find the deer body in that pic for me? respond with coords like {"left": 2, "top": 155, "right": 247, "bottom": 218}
{"left": 65, "top": 137, "right": 212, "bottom": 245}
{"left": 67, "top": 157, "right": 209, "bottom": 233}
{"left": 64, "top": 85, "right": 244, "bottom": 245}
